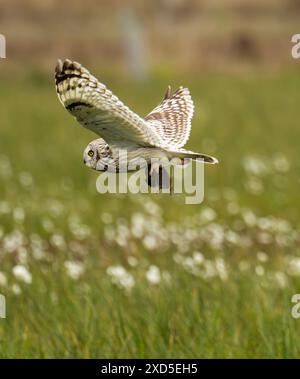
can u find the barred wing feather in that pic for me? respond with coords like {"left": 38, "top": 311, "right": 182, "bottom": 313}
{"left": 55, "top": 59, "right": 163, "bottom": 146}
{"left": 144, "top": 86, "right": 194, "bottom": 148}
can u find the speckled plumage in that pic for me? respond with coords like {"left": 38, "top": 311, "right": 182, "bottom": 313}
{"left": 55, "top": 59, "right": 218, "bottom": 174}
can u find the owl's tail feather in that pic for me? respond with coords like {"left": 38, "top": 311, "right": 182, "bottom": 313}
{"left": 166, "top": 148, "right": 219, "bottom": 164}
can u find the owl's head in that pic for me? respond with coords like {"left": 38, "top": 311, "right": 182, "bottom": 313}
{"left": 83, "top": 138, "right": 112, "bottom": 171}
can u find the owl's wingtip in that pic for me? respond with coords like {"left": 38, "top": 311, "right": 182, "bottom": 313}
{"left": 56, "top": 59, "right": 83, "bottom": 75}
{"left": 55, "top": 59, "right": 63, "bottom": 74}
{"left": 163, "top": 85, "right": 172, "bottom": 101}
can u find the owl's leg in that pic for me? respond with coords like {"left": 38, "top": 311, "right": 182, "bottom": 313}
{"left": 146, "top": 163, "right": 172, "bottom": 191}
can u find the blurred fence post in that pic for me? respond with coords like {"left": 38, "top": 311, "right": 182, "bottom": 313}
{"left": 120, "top": 8, "right": 148, "bottom": 82}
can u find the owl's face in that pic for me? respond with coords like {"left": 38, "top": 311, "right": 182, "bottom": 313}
{"left": 83, "top": 138, "right": 113, "bottom": 171}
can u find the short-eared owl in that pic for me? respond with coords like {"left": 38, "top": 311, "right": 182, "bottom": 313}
{"left": 55, "top": 59, "right": 218, "bottom": 185}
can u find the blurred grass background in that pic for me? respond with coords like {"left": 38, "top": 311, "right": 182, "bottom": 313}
{"left": 0, "top": 0, "right": 300, "bottom": 358}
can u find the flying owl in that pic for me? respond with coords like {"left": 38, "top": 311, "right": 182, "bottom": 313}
{"left": 55, "top": 59, "right": 218, "bottom": 187}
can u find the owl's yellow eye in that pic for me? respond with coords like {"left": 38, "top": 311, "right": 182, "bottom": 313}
{"left": 88, "top": 150, "right": 94, "bottom": 158}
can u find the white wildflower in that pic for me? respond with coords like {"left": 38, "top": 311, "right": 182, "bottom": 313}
{"left": 177, "top": 240, "right": 190, "bottom": 254}
{"left": 274, "top": 219, "right": 291, "bottom": 234}
{"left": 115, "top": 222, "right": 130, "bottom": 247}
{"left": 185, "top": 228, "right": 198, "bottom": 241}
{"left": 275, "top": 234, "right": 295, "bottom": 247}
{"left": 18, "top": 247, "right": 28, "bottom": 264}
{"left": 273, "top": 154, "right": 289, "bottom": 173}
{"left": 243, "top": 156, "right": 269, "bottom": 176}
{"left": 13, "top": 265, "right": 32, "bottom": 284}
{"left": 239, "top": 235, "right": 253, "bottom": 248}
{"left": 0, "top": 272, "right": 7, "bottom": 287}
{"left": 41, "top": 218, "right": 54, "bottom": 232}
{"left": 31, "top": 234, "right": 47, "bottom": 260}
{"left": 225, "top": 230, "right": 240, "bottom": 245}
{"left": 104, "top": 226, "right": 115, "bottom": 242}
{"left": 146, "top": 265, "right": 161, "bottom": 285}
{"left": 215, "top": 258, "right": 228, "bottom": 281}
{"left": 0, "top": 155, "right": 12, "bottom": 178}
{"left": 3, "top": 230, "right": 24, "bottom": 252}
{"left": 193, "top": 252, "right": 204, "bottom": 265}
{"left": 245, "top": 176, "right": 264, "bottom": 195}
{"left": 0, "top": 201, "right": 11, "bottom": 214}
{"left": 127, "top": 256, "right": 138, "bottom": 267}
{"left": 227, "top": 201, "right": 239, "bottom": 215}
{"left": 13, "top": 207, "right": 25, "bottom": 223}
{"left": 207, "top": 223, "right": 224, "bottom": 249}
{"left": 68, "top": 241, "right": 85, "bottom": 256}
{"left": 50, "top": 233, "right": 66, "bottom": 249}
{"left": 106, "top": 265, "right": 135, "bottom": 292}
{"left": 107, "top": 265, "right": 126, "bottom": 277}
{"left": 47, "top": 199, "right": 64, "bottom": 217}
{"left": 11, "top": 283, "right": 21, "bottom": 295}
{"left": 287, "top": 257, "right": 300, "bottom": 276}
{"left": 73, "top": 224, "right": 91, "bottom": 240}
{"left": 182, "top": 257, "right": 199, "bottom": 275}
{"left": 201, "top": 260, "right": 217, "bottom": 279}
{"left": 143, "top": 200, "right": 161, "bottom": 216}
{"left": 162, "top": 270, "right": 171, "bottom": 284}
{"left": 255, "top": 265, "right": 265, "bottom": 276}
{"left": 64, "top": 261, "right": 84, "bottom": 280}
{"left": 143, "top": 234, "right": 158, "bottom": 250}
{"left": 173, "top": 253, "right": 184, "bottom": 264}
{"left": 257, "top": 251, "right": 268, "bottom": 262}
{"left": 274, "top": 271, "right": 287, "bottom": 288}
{"left": 131, "top": 213, "right": 145, "bottom": 238}
{"left": 32, "top": 247, "right": 46, "bottom": 260}
{"left": 200, "top": 207, "right": 216, "bottom": 223}
{"left": 257, "top": 232, "right": 273, "bottom": 245}
{"left": 101, "top": 212, "right": 113, "bottom": 224}
{"left": 257, "top": 217, "right": 273, "bottom": 231}
{"left": 19, "top": 171, "right": 33, "bottom": 187}
{"left": 242, "top": 209, "right": 257, "bottom": 227}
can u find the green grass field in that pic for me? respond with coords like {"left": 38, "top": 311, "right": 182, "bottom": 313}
{"left": 0, "top": 69, "right": 300, "bottom": 358}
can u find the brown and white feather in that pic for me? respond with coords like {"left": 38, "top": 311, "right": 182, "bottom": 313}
{"left": 144, "top": 86, "right": 194, "bottom": 148}
{"left": 55, "top": 59, "right": 163, "bottom": 146}
{"left": 55, "top": 59, "right": 218, "bottom": 166}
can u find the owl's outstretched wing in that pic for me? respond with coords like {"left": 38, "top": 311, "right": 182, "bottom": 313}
{"left": 144, "top": 86, "right": 194, "bottom": 148}
{"left": 55, "top": 59, "right": 163, "bottom": 146}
